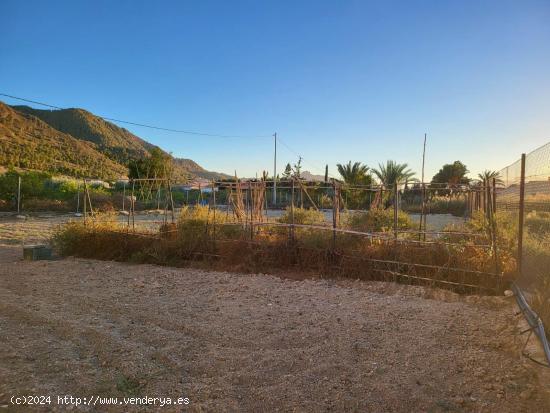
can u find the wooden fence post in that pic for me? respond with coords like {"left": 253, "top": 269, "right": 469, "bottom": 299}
{"left": 83, "top": 179, "right": 87, "bottom": 226}
{"left": 517, "top": 153, "right": 526, "bottom": 277}
{"left": 393, "top": 182, "right": 398, "bottom": 240}
{"left": 249, "top": 181, "right": 254, "bottom": 240}
{"left": 212, "top": 180, "right": 216, "bottom": 247}
{"left": 17, "top": 176, "right": 21, "bottom": 214}
{"left": 493, "top": 178, "right": 497, "bottom": 214}
{"left": 290, "top": 179, "right": 295, "bottom": 242}
{"left": 332, "top": 181, "right": 338, "bottom": 249}
{"left": 131, "top": 180, "right": 136, "bottom": 231}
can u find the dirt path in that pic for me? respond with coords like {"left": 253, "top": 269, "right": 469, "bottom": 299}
{"left": 0, "top": 246, "right": 549, "bottom": 412}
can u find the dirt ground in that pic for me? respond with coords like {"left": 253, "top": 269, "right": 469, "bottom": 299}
{"left": 0, "top": 245, "right": 549, "bottom": 412}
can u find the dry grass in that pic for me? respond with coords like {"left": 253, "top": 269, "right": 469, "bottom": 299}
{"left": 531, "top": 274, "right": 550, "bottom": 339}
{"left": 53, "top": 209, "right": 506, "bottom": 295}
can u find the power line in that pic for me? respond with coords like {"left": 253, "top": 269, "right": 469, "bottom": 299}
{"left": 1, "top": 92, "right": 339, "bottom": 178}
{"left": 278, "top": 137, "right": 337, "bottom": 179}
{"left": 0, "top": 92, "right": 270, "bottom": 139}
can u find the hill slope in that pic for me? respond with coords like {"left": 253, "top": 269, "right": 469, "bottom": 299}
{"left": 0, "top": 102, "right": 127, "bottom": 179}
{"left": 173, "top": 158, "right": 231, "bottom": 180}
{"left": 13, "top": 105, "right": 154, "bottom": 165}
{"left": 1, "top": 101, "right": 231, "bottom": 181}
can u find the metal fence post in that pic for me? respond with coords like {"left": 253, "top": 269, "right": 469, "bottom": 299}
{"left": 517, "top": 153, "right": 526, "bottom": 277}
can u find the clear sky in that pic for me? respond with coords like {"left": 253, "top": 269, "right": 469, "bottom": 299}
{"left": 1, "top": 0, "right": 549, "bottom": 180}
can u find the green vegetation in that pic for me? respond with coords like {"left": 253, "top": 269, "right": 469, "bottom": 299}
{"left": 372, "top": 160, "right": 415, "bottom": 187}
{"left": 53, "top": 206, "right": 503, "bottom": 294}
{"left": 0, "top": 102, "right": 127, "bottom": 179}
{"left": 477, "top": 170, "right": 503, "bottom": 186}
{"left": 336, "top": 161, "right": 371, "bottom": 186}
{"left": 12, "top": 105, "right": 154, "bottom": 165}
{"left": 0, "top": 170, "right": 113, "bottom": 212}
{"left": 343, "top": 209, "right": 412, "bottom": 232}
{"left": 402, "top": 195, "right": 468, "bottom": 217}
{"left": 129, "top": 147, "right": 174, "bottom": 180}
{"left": 0, "top": 101, "right": 230, "bottom": 181}
{"left": 431, "top": 161, "right": 470, "bottom": 188}
{"left": 277, "top": 207, "right": 326, "bottom": 225}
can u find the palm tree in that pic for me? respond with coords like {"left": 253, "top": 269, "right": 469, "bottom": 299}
{"left": 372, "top": 160, "right": 415, "bottom": 187}
{"left": 336, "top": 161, "right": 370, "bottom": 185}
{"left": 478, "top": 170, "right": 503, "bottom": 186}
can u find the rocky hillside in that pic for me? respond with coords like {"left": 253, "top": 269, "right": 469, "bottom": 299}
{"left": 173, "top": 158, "right": 231, "bottom": 180}
{"left": 13, "top": 105, "right": 154, "bottom": 166}
{"left": 0, "top": 102, "right": 127, "bottom": 179}
{"left": 0, "top": 101, "right": 230, "bottom": 181}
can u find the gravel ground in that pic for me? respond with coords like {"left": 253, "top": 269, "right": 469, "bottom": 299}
{"left": 0, "top": 245, "right": 549, "bottom": 412}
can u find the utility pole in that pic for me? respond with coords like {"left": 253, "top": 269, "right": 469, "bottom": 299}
{"left": 421, "top": 133, "right": 427, "bottom": 184}
{"left": 419, "top": 133, "right": 427, "bottom": 240}
{"left": 272, "top": 132, "right": 277, "bottom": 206}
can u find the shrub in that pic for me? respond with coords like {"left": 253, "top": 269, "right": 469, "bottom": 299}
{"left": 343, "top": 209, "right": 412, "bottom": 232}
{"left": 531, "top": 274, "right": 550, "bottom": 340}
{"left": 178, "top": 205, "right": 244, "bottom": 240}
{"left": 402, "top": 196, "right": 467, "bottom": 217}
{"left": 525, "top": 211, "right": 550, "bottom": 239}
{"left": 52, "top": 217, "right": 504, "bottom": 294}
{"left": 277, "top": 207, "right": 326, "bottom": 226}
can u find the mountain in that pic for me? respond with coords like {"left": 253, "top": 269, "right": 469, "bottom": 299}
{"left": 300, "top": 170, "right": 326, "bottom": 182}
{"left": 12, "top": 105, "right": 154, "bottom": 166}
{"left": 0, "top": 102, "right": 127, "bottom": 179}
{"left": 173, "top": 158, "right": 231, "bottom": 180}
{"left": 0, "top": 101, "right": 230, "bottom": 181}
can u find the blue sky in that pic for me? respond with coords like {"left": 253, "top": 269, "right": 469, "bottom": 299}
{"left": 1, "top": 0, "right": 549, "bottom": 180}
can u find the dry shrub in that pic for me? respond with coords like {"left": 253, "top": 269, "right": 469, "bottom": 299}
{"left": 20, "top": 198, "right": 72, "bottom": 212}
{"left": 53, "top": 210, "right": 505, "bottom": 295}
{"left": 343, "top": 209, "right": 412, "bottom": 232}
{"left": 531, "top": 274, "right": 550, "bottom": 340}
{"left": 525, "top": 211, "right": 550, "bottom": 238}
{"left": 402, "top": 196, "right": 467, "bottom": 217}
{"left": 277, "top": 207, "right": 326, "bottom": 225}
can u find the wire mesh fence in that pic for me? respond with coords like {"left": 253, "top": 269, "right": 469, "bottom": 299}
{"left": 497, "top": 142, "right": 550, "bottom": 363}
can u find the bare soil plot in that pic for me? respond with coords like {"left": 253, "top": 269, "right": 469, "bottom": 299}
{"left": 0, "top": 246, "right": 549, "bottom": 412}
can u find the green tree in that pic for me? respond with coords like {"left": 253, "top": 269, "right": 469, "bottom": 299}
{"left": 292, "top": 156, "right": 303, "bottom": 179}
{"left": 477, "top": 170, "right": 503, "bottom": 186}
{"left": 282, "top": 163, "right": 292, "bottom": 180}
{"left": 128, "top": 148, "right": 173, "bottom": 180}
{"left": 372, "top": 161, "right": 415, "bottom": 187}
{"left": 336, "top": 161, "right": 371, "bottom": 185}
{"left": 431, "top": 161, "right": 470, "bottom": 186}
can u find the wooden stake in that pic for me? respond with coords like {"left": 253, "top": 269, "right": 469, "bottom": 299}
{"left": 332, "top": 181, "right": 338, "bottom": 249}
{"left": 493, "top": 178, "right": 497, "bottom": 214}
{"left": 17, "top": 175, "right": 21, "bottom": 214}
{"left": 394, "top": 182, "right": 398, "bottom": 240}
{"left": 83, "top": 179, "right": 87, "bottom": 225}
{"left": 291, "top": 179, "right": 295, "bottom": 241}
